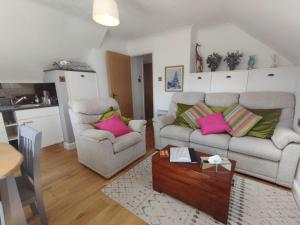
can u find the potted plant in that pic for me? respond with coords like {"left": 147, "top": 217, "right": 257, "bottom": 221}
{"left": 206, "top": 53, "right": 222, "bottom": 72}
{"left": 224, "top": 51, "right": 243, "bottom": 70}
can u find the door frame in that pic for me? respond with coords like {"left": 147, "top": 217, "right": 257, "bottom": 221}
{"left": 131, "top": 52, "right": 154, "bottom": 119}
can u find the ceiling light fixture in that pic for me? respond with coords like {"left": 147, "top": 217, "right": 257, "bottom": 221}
{"left": 93, "top": 0, "right": 120, "bottom": 27}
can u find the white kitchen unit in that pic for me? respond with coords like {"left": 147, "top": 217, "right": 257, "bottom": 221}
{"left": 15, "top": 107, "right": 63, "bottom": 148}
{"left": 185, "top": 72, "right": 212, "bottom": 92}
{"left": 211, "top": 70, "right": 249, "bottom": 93}
{"left": 0, "top": 113, "right": 8, "bottom": 143}
{"left": 44, "top": 70, "right": 99, "bottom": 150}
{"left": 64, "top": 71, "right": 99, "bottom": 100}
{"left": 247, "top": 66, "right": 300, "bottom": 93}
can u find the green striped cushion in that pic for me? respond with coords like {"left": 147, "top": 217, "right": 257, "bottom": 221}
{"left": 179, "top": 101, "right": 214, "bottom": 129}
{"left": 223, "top": 104, "right": 263, "bottom": 137}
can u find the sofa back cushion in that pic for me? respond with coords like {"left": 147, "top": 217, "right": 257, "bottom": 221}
{"left": 205, "top": 93, "right": 239, "bottom": 107}
{"left": 69, "top": 97, "right": 120, "bottom": 125}
{"left": 69, "top": 98, "right": 119, "bottom": 115}
{"left": 169, "top": 92, "right": 205, "bottom": 117}
{"left": 239, "top": 92, "right": 295, "bottom": 128}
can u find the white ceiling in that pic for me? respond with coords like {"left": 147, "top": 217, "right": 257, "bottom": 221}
{"left": 29, "top": 0, "right": 300, "bottom": 64}
{"left": 31, "top": 0, "right": 226, "bottom": 39}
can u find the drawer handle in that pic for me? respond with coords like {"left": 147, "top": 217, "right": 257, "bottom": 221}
{"left": 226, "top": 75, "right": 231, "bottom": 78}
{"left": 80, "top": 75, "right": 85, "bottom": 78}
{"left": 197, "top": 76, "right": 202, "bottom": 80}
{"left": 22, "top": 121, "right": 33, "bottom": 125}
{"left": 268, "top": 73, "right": 275, "bottom": 77}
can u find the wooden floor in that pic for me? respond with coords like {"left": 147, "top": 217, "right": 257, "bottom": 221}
{"left": 29, "top": 125, "right": 155, "bottom": 225}
{"left": 29, "top": 124, "right": 291, "bottom": 225}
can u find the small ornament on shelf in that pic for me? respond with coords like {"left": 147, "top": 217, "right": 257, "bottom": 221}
{"left": 247, "top": 55, "right": 255, "bottom": 70}
{"left": 195, "top": 43, "right": 204, "bottom": 73}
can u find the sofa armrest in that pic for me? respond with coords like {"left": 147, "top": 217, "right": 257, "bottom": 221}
{"left": 276, "top": 143, "right": 300, "bottom": 187}
{"left": 80, "top": 129, "right": 116, "bottom": 143}
{"left": 271, "top": 127, "right": 300, "bottom": 149}
{"left": 152, "top": 114, "right": 175, "bottom": 129}
{"left": 128, "top": 120, "right": 147, "bottom": 133}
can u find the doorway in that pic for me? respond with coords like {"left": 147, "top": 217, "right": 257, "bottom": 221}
{"left": 130, "top": 54, "right": 153, "bottom": 122}
{"left": 143, "top": 55, "right": 153, "bottom": 121}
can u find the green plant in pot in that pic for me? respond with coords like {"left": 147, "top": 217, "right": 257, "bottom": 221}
{"left": 206, "top": 53, "right": 222, "bottom": 72}
{"left": 224, "top": 51, "right": 243, "bottom": 70}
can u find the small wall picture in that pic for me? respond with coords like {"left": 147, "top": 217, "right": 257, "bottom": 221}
{"left": 165, "top": 65, "right": 184, "bottom": 92}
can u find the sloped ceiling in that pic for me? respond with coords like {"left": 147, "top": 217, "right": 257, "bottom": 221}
{"left": 32, "top": 0, "right": 300, "bottom": 64}
{"left": 0, "top": 1, "right": 107, "bottom": 82}
{"left": 224, "top": 0, "right": 300, "bottom": 64}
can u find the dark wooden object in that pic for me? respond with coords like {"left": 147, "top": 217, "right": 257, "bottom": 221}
{"left": 152, "top": 146, "right": 236, "bottom": 224}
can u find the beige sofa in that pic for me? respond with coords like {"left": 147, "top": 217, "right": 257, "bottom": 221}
{"left": 153, "top": 92, "right": 300, "bottom": 188}
{"left": 69, "top": 98, "right": 146, "bottom": 178}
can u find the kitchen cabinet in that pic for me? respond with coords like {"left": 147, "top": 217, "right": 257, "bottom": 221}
{"left": 44, "top": 70, "right": 99, "bottom": 149}
{"left": 15, "top": 107, "right": 63, "bottom": 148}
{"left": 65, "top": 71, "right": 99, "bottom": 101}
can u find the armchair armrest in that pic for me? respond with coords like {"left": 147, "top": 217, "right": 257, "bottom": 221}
{"left": 128, "top": 120, "right": 147, "bottom": 133}
{"left": 80, "top": 129, "right": 116, "bottom": 143}
{"left": 152, "top": 114, "right": 175, "bottom": 129}
{"left": 271, "top": 127, "right": 300, "bottom": 149}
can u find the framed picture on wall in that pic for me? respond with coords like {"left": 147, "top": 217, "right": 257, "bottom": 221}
{"left": 165, "top": 65, "right": 184, "bottom": 92}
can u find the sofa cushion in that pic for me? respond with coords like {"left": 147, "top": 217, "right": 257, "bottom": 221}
{"left": 95, "top": 115, "right": 132, "bottom": 137}
{"left": 196, "top": 112, "right": 231, "bottom": 135}
{"left": 229, "top": 136, "right": 282, "bottom": 162}
{"left": 174, "top": 103, "right": 193, "bottom": 127}
{"left": 247, "top": 108, "right": 281, "bottom": 139}
{"left": 160, "top": 125, "right": 193, "bottom": 142}
{"left": 190, "top": 130, "right": 231, "bottom": 150}
{"left": 239, "top": 92, "right": 295, "bottom": 128}
{"left": 224, "top": 104, "right": 262, "bottom": 137}
{"left": 169, "top": 92, "right": 205, "bottom": 117}
{"left": 113, "top": 132, "right": 142, "bottom": 153}
{"left": 205, "top": 92, "right": 239, "bottom": 107}
{"left": 179, "top": 101, "right": 214, "bottom": 129}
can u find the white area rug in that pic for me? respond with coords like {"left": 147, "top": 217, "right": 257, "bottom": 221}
{"left": 101, "top": 156, "right": 300, "bottom": 225}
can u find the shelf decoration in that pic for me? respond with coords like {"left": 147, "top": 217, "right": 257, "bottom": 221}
{"left": 195, "top": 43, "right": 204, "bottom": 73}
{"left": 247, "top": 55, "right": 255, "bottom": 70}
{"left": 206, "top": 53, "right": 222, "bottom": 72}
{"left": 224, "top": 51, "right": 243, "bottom": 71}
{"left": 165, "top": 65, "right": 184, "bottom": 92}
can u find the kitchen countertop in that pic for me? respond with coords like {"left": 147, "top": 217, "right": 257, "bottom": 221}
{"left": 0, "top": 104, "right": 59, "bottom": 112}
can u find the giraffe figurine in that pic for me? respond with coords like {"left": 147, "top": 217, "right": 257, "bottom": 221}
{"left": 195, "top": 43, "right": 204, "bottom": 72}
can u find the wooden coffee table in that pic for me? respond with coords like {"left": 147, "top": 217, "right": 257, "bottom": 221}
{"left": 152, "top": 145, "right": 236, "bottom": 224}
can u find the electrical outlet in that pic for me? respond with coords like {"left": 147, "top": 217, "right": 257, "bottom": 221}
{"left": 298, "top": 118, "right": 300, "bottom": 127}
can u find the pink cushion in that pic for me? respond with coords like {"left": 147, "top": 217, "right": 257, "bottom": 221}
{"left": 196, "top": 112, "right": 231, "bottom": 135}
{"left": 94, "top": 115, "right": 132, "bottom": 137}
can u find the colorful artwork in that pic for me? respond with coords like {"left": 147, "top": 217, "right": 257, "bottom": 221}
{"left": 165, "top": 65, "right": 184, "bottom": 92}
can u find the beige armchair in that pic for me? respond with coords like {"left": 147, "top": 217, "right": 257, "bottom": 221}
{"left": 69, "top": 98, "right": 146, "bottom": 178}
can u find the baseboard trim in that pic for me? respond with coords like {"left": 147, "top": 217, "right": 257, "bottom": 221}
{"left": 293, "top": 180, "right": 300, "bottom": 208}
{"left": 63, "top": 142, "right": 76, "bottom": 150}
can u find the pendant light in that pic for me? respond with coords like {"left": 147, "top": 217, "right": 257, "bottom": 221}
{"left": 93, "top": 0, "right": 120, "bottom": 26}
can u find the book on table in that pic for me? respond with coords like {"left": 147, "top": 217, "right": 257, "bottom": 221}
{"left": 170, "top": 147, "right": 198, "bottom": 163}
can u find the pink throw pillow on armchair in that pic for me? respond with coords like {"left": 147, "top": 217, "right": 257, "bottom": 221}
{"left": 196, "top": 112, "right": 231, "bottom": 135}
{"left": 95, "top": 115, "right": 132, "bottom": 137}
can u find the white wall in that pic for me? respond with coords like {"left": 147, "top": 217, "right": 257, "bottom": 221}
{"left": 131, "top": 56, "right": 145, "bottom": 119}
{"left": 0, "top": 0, "right": 106, "bottom": 83}
{"left": 127, "top": 24, "right": 295, "bottom": 115}
{"left": 191, "top": 23, "right": 292, "bottom": 72}
{"left": 86, "top": 33, "right": 128, "bottom": 97}
{"left": 127, "top": 26, "right": 192, "bottom": 114}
